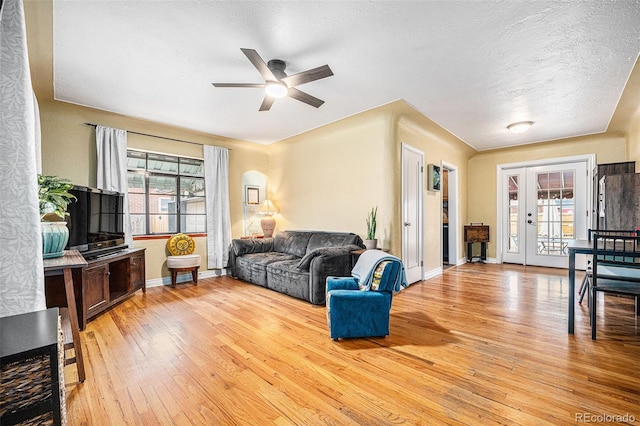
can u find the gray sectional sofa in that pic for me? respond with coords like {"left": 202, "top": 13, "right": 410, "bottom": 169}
{"left": 228, "top": 230, "right": 364, "bottom": 305}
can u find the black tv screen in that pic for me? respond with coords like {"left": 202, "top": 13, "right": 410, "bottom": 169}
{"left": 66, "top": 185, "right": 126, "bottom": 258}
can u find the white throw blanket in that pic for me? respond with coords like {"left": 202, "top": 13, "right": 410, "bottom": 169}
{"left": 351, "top": 250, "right": 409, "bottom": 292}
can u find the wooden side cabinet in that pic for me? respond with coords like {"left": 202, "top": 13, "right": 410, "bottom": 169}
{"left": 0, "top": 308, "right": 65, "bottom": 425}
{"left": 45, "top": 248, "right": 146, "bottom": 330}
{"left": 464, "top": 225, "right": 490, "bottom": 263}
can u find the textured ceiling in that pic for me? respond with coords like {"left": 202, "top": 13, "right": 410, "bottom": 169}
{"left": 52, "top": 1, "right": 640, "bottom": 150}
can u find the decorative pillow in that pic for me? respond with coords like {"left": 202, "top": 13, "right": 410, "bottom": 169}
{"left": 359, "top": 261, "right": 390, "bottom": 291}
{"left": 167, "top": 233, "right": 195, "bottom": 256}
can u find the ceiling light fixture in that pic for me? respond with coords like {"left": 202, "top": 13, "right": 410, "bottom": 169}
{"left": 265, "top": 82, "right": 288, "bottom": 99}
{"left": 507, "top": 121, "right": 534, "bottom": 134}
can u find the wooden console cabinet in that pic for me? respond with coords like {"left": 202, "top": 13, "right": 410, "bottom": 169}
{"left": 45, "top": 248, "right": 146, "bottom": 330}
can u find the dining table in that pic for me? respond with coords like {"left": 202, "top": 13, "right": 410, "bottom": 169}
{"left": 566, "top": 239, "right": 592, "bottom": 334}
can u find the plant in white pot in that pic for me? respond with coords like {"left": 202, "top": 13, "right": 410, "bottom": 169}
{"left": 38, "top": 174, "right": 76, "bottom": 258}
{"left": 364, "top": 206, "right": 378, "bottom": 250}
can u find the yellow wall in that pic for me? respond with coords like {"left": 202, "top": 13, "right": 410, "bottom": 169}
{"left": 628, "top": 114, "right": 640, "bottom": 164}
{"left": 468, "top": 134, "right": 628, "bottom": 258}
{"left": 394, "top": 106, "right": 476, "bottom": 270}
{"left": 268, "top": 100, "right": 476, "bottom": 272}
{"left": 268, "top": 106, "right": 394, "bottom": 247}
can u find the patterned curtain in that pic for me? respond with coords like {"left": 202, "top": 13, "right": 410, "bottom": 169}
{"left": 0, "top": 0, "right": 47, "bottom": 317}
{"left": 204, "top": 146, "right": 232, "bottom": 269}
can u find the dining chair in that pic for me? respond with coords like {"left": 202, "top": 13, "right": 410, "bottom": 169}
{"left": 588, "top": 232, "right": 640, "bottom": 340}
{"left": 578, "top": 229, "right": 638, "bottom": 305}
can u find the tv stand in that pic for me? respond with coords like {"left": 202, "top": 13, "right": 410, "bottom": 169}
{"left": 45, "top": 248, "right": 145, "bottom": 330}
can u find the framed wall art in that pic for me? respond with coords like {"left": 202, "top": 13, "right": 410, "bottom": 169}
{"left": 246, "top": 186, "right": 260, "bottom": 205}
{"left": 427, "top": 164, "right": 441, "bottom": 191}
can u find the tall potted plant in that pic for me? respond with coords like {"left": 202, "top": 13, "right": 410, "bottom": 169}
{"left": 364, "top": 206, "right": 378, "bottom": 249}
{"left": 38, "top": 174, "right": 76, "bottom": 258}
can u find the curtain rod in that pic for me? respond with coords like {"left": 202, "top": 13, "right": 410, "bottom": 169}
{"left": 84, "top": 123, "right": 229, "bottom": 149}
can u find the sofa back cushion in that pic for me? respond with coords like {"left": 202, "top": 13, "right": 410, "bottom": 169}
{"left": 306, "top": 232, "right": 363, "bottom": 254}
{"left": 273, "top": 231, "right": 314, "bottom": 257}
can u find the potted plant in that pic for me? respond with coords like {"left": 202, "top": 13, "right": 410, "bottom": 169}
{"left": 364, "top": 206, "right": 378, "bottom": 249}
{"left": 38, "top": 174, "right": 76, "bottom": 258}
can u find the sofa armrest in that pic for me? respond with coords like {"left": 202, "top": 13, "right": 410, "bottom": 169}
{"left": 296, "top": 244, "right": 361, "bottom": 271}
{"left": 306, "top": 246, "right": 361, "bottom": 305}
{"left": 228, "top": 238, "right": 274, "bottom": 277}
{"left": 327, "top": 276, "right": 359, "bottom": 292}
{"left": 231, "top": 238, "right": 274, "bottom": 256}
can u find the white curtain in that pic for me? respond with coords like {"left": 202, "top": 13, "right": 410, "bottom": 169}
{"left": 0, "top": 0, "right": 47, "bottom": 317}
{"left": 96, "top": 125, "right": 133, "bottom": 247}
{"left": 204, "top": 146, "right": 232, "bottom": 269}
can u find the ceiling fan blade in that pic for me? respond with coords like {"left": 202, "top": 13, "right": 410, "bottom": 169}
{"left": 241, "top": 48, "right": 277, "bottom": 82}
{"left": 281, "top": 65, "right": 333, "bottom": 87}
{"left": 287, "top": 88, "right": 325, "bottom": 108}
{"left": 259, "top": 96, "right": 275, "bottom": 112}
{"left": 212, "top": 83, "right": 265, "bottom": 88}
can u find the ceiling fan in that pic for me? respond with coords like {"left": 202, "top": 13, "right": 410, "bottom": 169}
{"left": 212, "top": 48, "right": 334, "bottom": 111}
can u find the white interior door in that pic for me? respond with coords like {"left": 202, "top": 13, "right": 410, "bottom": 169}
{"left": 501, "top": 161, "right": 588, "bottom": 268}
{"left": 402, "top": 144, "right": 423, "bottom": 283}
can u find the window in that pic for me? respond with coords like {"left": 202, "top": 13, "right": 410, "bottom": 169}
{"left": 127, "top": 150, "right": 206, "bottom": 235}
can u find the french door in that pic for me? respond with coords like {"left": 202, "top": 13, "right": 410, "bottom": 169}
{"left": 502, "top": 161, "right": 588, "bottom": 268}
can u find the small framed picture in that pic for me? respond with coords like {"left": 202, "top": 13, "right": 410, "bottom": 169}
{"left": 246, "top": 186, "right": 260, "bottom": 205}
{"left": 428, "top": 164, "right": 441, "bottom": 191}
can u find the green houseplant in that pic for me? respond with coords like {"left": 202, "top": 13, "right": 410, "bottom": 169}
{"left": 364, "top": 206, "right": 378, "bottom": 249}
{"left": 38, "top": 174, "right": 76, "bottom": 258}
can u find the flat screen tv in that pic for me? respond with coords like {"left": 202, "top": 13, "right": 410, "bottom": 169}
{"left": 66, "top": 185, "right": 126, "bottom": 259}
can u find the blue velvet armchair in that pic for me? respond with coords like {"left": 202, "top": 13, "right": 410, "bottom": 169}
{"left": 326, "top": 252, "right": 404, "bottom": 340}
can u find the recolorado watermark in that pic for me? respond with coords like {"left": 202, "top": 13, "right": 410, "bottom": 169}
{"left": 576, "top": 412, "right": 636, "bottom": 423}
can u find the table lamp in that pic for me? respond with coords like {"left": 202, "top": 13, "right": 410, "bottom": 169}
{"left": 257, "top": 199, "right": 278, "bottom": 238}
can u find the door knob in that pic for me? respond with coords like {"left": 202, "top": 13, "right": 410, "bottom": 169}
{"left": 527, "top": 220, "right": 534, "bottom": 224}
{"left": 404, "top": 222, "right": 411, "bottom": 226}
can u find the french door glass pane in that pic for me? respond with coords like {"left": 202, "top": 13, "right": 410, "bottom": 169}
{"left": 507, "top": 175, "right": 519, "bottom": 253}
{"left": 535, "top": 170, "right": 574, "bottom": 256}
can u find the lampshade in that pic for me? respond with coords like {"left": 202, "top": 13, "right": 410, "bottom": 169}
{"left": 257, "top": 199, "right": 278, "bottom": 216}
{"left": 507, "top": 121, "right": 533, "bottom": 134}
{"left": 265, "top": 82, "right": 288, "bottom": 99}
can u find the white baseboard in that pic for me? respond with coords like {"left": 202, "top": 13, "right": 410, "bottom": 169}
{"left": 146, "top": 268, "right": 228, "bottom": 288}
{"left": 423, "top": 267, "right": 442, "bottom": 281}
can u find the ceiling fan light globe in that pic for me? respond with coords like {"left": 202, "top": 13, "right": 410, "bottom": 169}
{"left": 265, "top": 82, "right": 288, "bottom": 99}
{"left": 507, "top": 121, "right": 534, "bottom": 134}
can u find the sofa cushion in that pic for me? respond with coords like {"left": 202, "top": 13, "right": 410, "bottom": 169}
{"left": 273, "top": 231, "right": 314, "bottom": 257}
{"left": 306, "top": 232, "right": 362, "bottom": 253}
{"left": 236, "top": 252, "right": 299, "bottom": 287}
{"left": 266, "top": 260, "right": 311, "bottom": 301}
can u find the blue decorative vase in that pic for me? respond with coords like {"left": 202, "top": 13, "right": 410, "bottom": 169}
{"left": 41, "top": 222, "right": 69, "bottom": 259}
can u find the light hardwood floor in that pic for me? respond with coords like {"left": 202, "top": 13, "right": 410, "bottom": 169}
{"left": 64, "top": 263, "right": 640, "bottom": 425}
